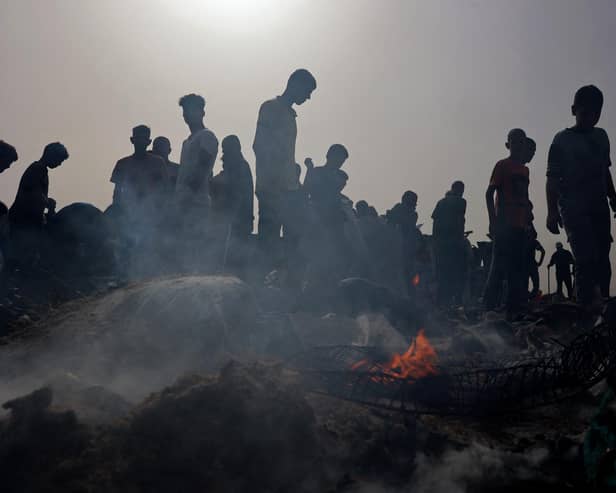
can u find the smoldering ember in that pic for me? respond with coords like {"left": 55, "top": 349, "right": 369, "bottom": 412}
{"left": 3, "top": 2, "right": 616, "bottom": 492}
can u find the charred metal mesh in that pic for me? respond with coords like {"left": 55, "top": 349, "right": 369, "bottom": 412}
{"left": 287, "top": 323, "right": 616, "bottom": 416}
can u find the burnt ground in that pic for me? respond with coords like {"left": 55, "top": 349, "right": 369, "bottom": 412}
{"left": 0, "top": 276, "right": 613, "bottom": 492}
{"left": 0, "top": 362, "right": 599, "bottom": 493}
{"left": 0, "top": 268, "right": 121, "bottom": 337}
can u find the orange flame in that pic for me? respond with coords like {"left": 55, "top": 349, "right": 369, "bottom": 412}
{"left": 352, "top": 329, "right": 438, "bottom": 383}
{"left": 412, "top": 274, "right": 420, "bottom": 287}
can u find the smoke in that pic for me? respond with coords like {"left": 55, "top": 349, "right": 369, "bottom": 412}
{"left": 410, "top": 443, "right": 550, "bottom": 493}
{"left": 0, "top": 278, "right": 416, "bottom": 408}
{"left": 344, "top": 443, "right": 551, "bottom": 493}
{"left": 354, "top": 313, "right": 408, "bottom": 351}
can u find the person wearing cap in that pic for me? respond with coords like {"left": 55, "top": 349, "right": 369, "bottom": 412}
{"left": 548, "top": 242, "right": 575, "bottom": 299}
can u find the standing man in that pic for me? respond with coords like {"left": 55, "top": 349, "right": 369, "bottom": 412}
{"left": 432, "top": 181, "right": 467, "bottom": 307}
{"left": 175, "top": 94, "right": 219, "bottom": 230}
{"left": 548, "top": 242, "right": 575, "bottom": 300}
{"left": 546, "top": 85, "right": 615, "bottom": 310}
{"left": 484, "top": 129, "right": 531, "bottom": 318}
{"left": 152, "top": 136, "right": 180, "bottom": 189}
{"left": 386, "top": 191, "right": 421, "bottom": 296}
{"left": 9, "top": 142, "right": 69, "bottom": 267}
{"left": 110, "top": 125, "right": 168, "bottom": 275}
{"left": 110, "top": 125, "right": 168, "bottom": 230}
{"left": 210, "top": 135, "right": 254, "bottom": 238}
{"left": 253, "top": 69, "right": 317, "bottom": 266}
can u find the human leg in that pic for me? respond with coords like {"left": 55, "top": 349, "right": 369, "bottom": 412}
{"left": 484, "top": 233, "right": 508, "bottom": 311}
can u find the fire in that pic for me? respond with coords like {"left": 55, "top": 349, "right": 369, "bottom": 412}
{"left": 412, "top": 274, "right": 420, "bottom": 287}
{"left": 352, "top": 329, "right": 438, "bottom": 383}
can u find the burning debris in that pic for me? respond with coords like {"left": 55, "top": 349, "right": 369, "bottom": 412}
{"left": 350, "top": 329, "right": 438, "bottom": 383}
{"left": 0, "top": 279, "right": 615, "bottom": 492}
{"left": 290, "top": 306, "right": 616, "bottom": 417}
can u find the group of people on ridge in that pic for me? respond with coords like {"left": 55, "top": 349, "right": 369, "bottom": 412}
{"left": 0, "top": 76, "right": 609, "bottom": 321}
{"left": 483, "top": 85, "right": 610, "bottom": 318}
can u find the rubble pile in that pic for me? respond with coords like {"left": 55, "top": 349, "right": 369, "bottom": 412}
{"left": 0, "top": 388, "right": 92, "bottom": 493}
{"left": 2, "top": 359, "right": 604, "bottom": 493}
{"left": 0, "top": 363, "right": 414, "bottom": 493}
{"left": 0, "top": 276, "right": 262, "bottom": 398}
{"left": 118, "top": 363, "right": 323, "bottom": 493}
{"left": 1, "top": 278, "right": 615, "bottom": 491}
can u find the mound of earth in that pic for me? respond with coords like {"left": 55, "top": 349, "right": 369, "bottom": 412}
{"left": 0, "top": 276, "right": 259, "bottom": 399}
{"left": 0, "top": 362, "right": 418, "bottom": 493}
{"left": 0, "top": 361, "right": 591, "bottom": 493}
{"left": 0, "top": 275, "right": 412, "bottom": 403}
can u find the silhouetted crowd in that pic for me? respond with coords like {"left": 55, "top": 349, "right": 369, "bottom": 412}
{"left": 0, "top": 73, "right": 611, "bottom": 321}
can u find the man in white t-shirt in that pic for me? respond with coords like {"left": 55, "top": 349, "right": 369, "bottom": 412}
{"left": 175, "top": 93, "right": 219, "bottom": 235}
{"left": 253, "top": 69, "right": 316, "bottom": 257}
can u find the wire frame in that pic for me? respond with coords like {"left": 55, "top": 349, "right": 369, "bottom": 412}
{"left": 287, "top": 323, "right": 616, "bottom": 416}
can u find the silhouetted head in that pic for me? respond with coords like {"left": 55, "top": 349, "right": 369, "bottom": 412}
{"left": 0, "top": 140, "right": 18, "bottom": 173}
{"left": 572, "top": 85, "right": 603, "bottom": 130}
{"left": 285, "top": 69, "right": 316, "bottom": 105}
{"left": 40, "top": 142, "right": 69, "bottom": 169}
{"left": 402, "top": 191, "right": 418, "bottom": 210}
{"left": 451, "top": 180, "right": 465, "bottom": 197}
{"left": 355, "top": 200, "right": 370, "bottom": 217}
{"left": 131, "top": 125, "right": 151, "bottom": 154}
{"left": 152, "top": 136, "right": 171, "bottom": 160}
{"left": 505, "top": 128, "right": 527, "bottom": 162}
{"left": 222, "top": 135, "right": 241, "bottom": 155}
{"left": 222, "top": 135, "right": 242, "bottom": 168}
{"left": 368, "top": 206, "right": 378, "bottom": 218}
{"left": 556, "top": 242, "right": 563, "bottom": 250}
{"left": 523, "top": 137, "right": 537, "bottom": 164}
{"left": 326, "top": 144, "right": 349, "bottom": 169}
{"left": 179, "top": 93, "right": 206, "bottom": 127}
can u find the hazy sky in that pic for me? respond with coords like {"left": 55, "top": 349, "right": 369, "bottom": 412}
{"left": 2, "top": 0, "right": 616, "bottom": 287}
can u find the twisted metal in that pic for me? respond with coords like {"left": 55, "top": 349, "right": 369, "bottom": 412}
{"left": 288, "top": 323, "right": 616, "bottom": 416}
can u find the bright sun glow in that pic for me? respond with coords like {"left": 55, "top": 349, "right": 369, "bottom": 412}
{"left": 164, "top": 0, "right": 285, "bottom": 33}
